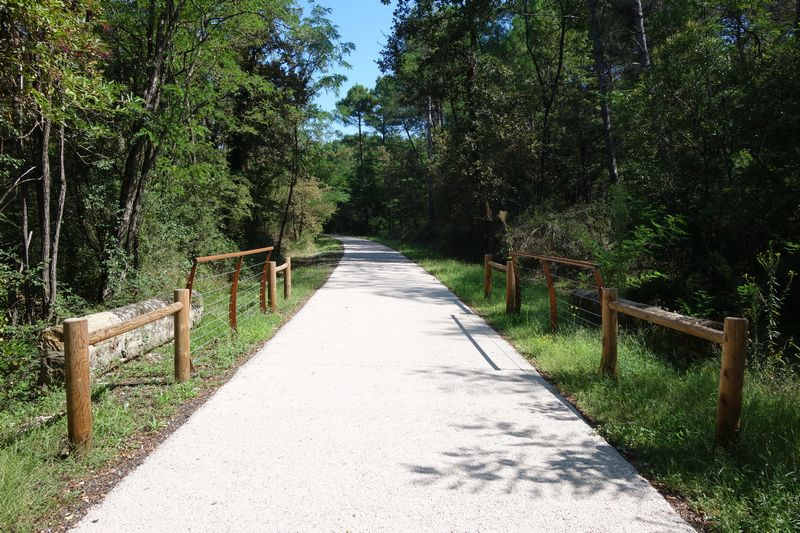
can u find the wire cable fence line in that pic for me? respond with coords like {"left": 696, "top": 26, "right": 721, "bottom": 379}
{"left": 482, "top": 251, "right": 604, "bottom": 332}
{"left": 513, "top": 256, "right": 602, "bottom": 328}
{"left": 184, "top": 246, "right": 293, "bottom": 359}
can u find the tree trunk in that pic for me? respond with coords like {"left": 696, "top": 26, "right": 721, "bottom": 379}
{"left": 105, "top": 0, "right": 183, "bottom": 299}
{"left": 795, "top": 0, "right": 799, "bottom": 40}
{"left": 357, "top": 114, "right": 364, "bottom": 168}
{"left": 587, "top": 0, "right": 620, "bottom": 184}
{"left": 403, "top": 122, "right": 419, "bottom": 158}
{"left": 20, "top": 182, "right": 33, "bottom": 322}
{"left": 49, "top": 123, "right": 67, "bottom": 319}
{"left": 425, "top": 95, "right": 434, "bottom": 228}
{"left": 522, "top": 0, "right": 568, "bottom": 198}
{"left": 276, "top": 123, "right": 300, "bottom": 258}
{"left": 633, "top": 0, "right": 651, "bottom": 69}
{"left": 39, "top": 115, "right": 52, "bottom": 313}
{"left": 464, "top": 6, "right": 485, "bottom": 246}
{"left": 16, "top": 68, "right": 32, "bottom": 321}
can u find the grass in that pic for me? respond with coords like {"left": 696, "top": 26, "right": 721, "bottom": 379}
{"left": 0, "top": 235, "right": 342, "bottom": 532}
{"left": 380, "top": 238, "right": 800, "bottom": 533}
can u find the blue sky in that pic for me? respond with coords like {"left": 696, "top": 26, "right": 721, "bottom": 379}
{"left": 304, "top": 0, "right": 396, "bottom": 134}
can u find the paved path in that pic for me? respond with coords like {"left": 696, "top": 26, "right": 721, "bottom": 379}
{"left": 75, "top": 237, "right": 691, "bottom": 532}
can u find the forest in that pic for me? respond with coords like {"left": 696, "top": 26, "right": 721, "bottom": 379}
{"left": 1, "top": 0, "right": 353, "bottom": 405}
{"left": 2, "top": 1, "right": 800, "bottom": 530}
{"left": 2, "top": 1, "right": 799, "bottom": 412}
{"left": 329, "top": 0, "right": 800, "bottom": 370}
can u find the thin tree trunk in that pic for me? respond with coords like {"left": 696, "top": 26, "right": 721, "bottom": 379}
{"left": 48, "top": 123, "right": 67, "bottom": 319}
{"left": 108, "top": 0, "right": 183, "bottom": 296}
{"left": 523, "top": 0, "right": 568, "bottom": 197}
{"left": 39, "top": 115, "right": 52, "bottom": 313}
{"left": 633, "top": 0, "right": 651, "bottom": 69}
{"left": 402, "top": 122, "right": 419, "bottom": 157}
{"left": 587, "top": 0, "right": 619, "bottom": 184}
{"left": 425, "top": 96, "right": 434, "bottom": 228}
{"left": 464, "top": 6, "right": 486, "bottom": 250}
{"left": 276, "top": 123, "right": 299, "bottom": 258}
{"left": 20, "top": 182, "right": 33, "bottom": 322}
{"left": 795, "top": 0, "right": 799, "bottom": 37}
{"left": 15, "top": 67, "right": 32, "bottom": 321}
{"left": 357, "top": 114, "right": 364, "bottom": 167}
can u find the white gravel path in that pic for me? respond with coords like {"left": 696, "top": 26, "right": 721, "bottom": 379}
{"left": 73, "top": 236, "right": 692, "bottom": 532}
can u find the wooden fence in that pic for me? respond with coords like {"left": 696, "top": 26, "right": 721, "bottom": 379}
{"left": 63, "top": 289, "right": 191, "bottom": 453}
{"left": 63, "top": 246, "right": 294, "bottom": 453}
{"left": 512, "top": 252, "right": 604, "bottom": 330}
{"left": 484, "top": 249, "right": 748, "bottom": 446}
{"left": 601, "top": 288, "right": 747, "bottom": 445}
{"left": 483, "top": 255, "right": 518, "bottom": 313}
{"left": 186, "top": 247, "right": 291, "bottom": 330}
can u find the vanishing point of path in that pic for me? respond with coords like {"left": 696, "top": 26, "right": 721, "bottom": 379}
{"left": 75, "top": 237, "right": 691, "bottom": 532}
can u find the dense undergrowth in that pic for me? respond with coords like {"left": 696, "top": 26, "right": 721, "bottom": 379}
{"left": 0, "top": 237, "right": 341, "bottom": 532}
{"left": 383, "top": 238, "right": 800, "bottom": 533}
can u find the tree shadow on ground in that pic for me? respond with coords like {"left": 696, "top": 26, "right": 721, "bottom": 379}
{"left": 398, "top": 366, "right": 658, "bottom": 504}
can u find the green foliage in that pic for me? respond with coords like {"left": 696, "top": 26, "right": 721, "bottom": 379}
{"left": 0, "top": 258, "right": 41, "bottom": 409}
{"left": 0, "top": 0, "right": 352, "bottom": 305}
{"left": 336, "top": 84, "right": 378, "bottom": 130}
{"left": 737, "top": 243, "right": 798, "bottom": 369}
{"left": 0, "top": 321, "right": 40, "bottom": 410}
{"left": 595, "top": 213, "right": 689, "bottom": 291}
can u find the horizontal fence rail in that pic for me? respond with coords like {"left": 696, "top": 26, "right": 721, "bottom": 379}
{"left": 193, "top": 246, "right": 275, "bottom": 264}
{"left": 608, "top": 299, "right": 724, "bottom": 344}
{"left": 601, "top": 288, "right": 747, "bottom": 446}
{"left": 87, "top": 302, "right": 185, "bottom": 345}
{"left": 513, "top": 252, "right": 599, "bottom": 270}
{"left": 63, "top": 289, "right": 190, "bottom": 453}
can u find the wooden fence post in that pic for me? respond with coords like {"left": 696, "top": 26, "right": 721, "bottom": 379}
{"left": 484, "top": 254, "right": 492, "bottom": 298}
{"left": 715, "top": 317, "right": 748, "bottom": 446}
{"left": 513, "top": 253, "right": 521, "bottom": 313}
{"left": 600, "top": 288, "right": 618, "bottom": 377}
{"left": 284, "top": 257, "right": 292, "bottom": 299}
{"left": 64, "top": 318, "right": 92, "bottom": 453}
{"left": 260, "top": 260, "right": 269, "bottom": 313}
{"left": 268, "top": 261, "right": 277, "bottom": 312}
{"left": 186, "top": 260, "right": 198, "bottom": 297}
{"left": 505, "top": 258, "right": 516, "bottom": 314}
{"left": 229, "top": 257, "right": 243, "bottom": 331}
{"left": 593, "top": 268, "right": 604, "bottom": 300}
{"left": 542, "top": 261, "right": 557, "bottom": 331}
{"left": 174, "top": 289, "right": 191, "bottom": 383}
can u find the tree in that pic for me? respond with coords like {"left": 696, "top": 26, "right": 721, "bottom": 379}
{"left": 518, "top": 0, "right": 574, "bottom": 195}
{"left": 587, "top": 0, "right": 619, "bottom": 184}
{"left": 0, "top": 0, "right": 115, "bottom": 317}
{"left": 336, "top": 84, "right": 377, "bottom": 168}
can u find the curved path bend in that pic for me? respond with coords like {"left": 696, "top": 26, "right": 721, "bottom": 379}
{"left": 75, "top": 237, "right": 691, "bottom": 532}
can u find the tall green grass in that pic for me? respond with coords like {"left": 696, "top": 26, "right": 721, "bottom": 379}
{"left": 385, "top": 239, "right": 800, "bottom": 532}
{"left": 0, "top": 236, "right": 341, "bottom": 532}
